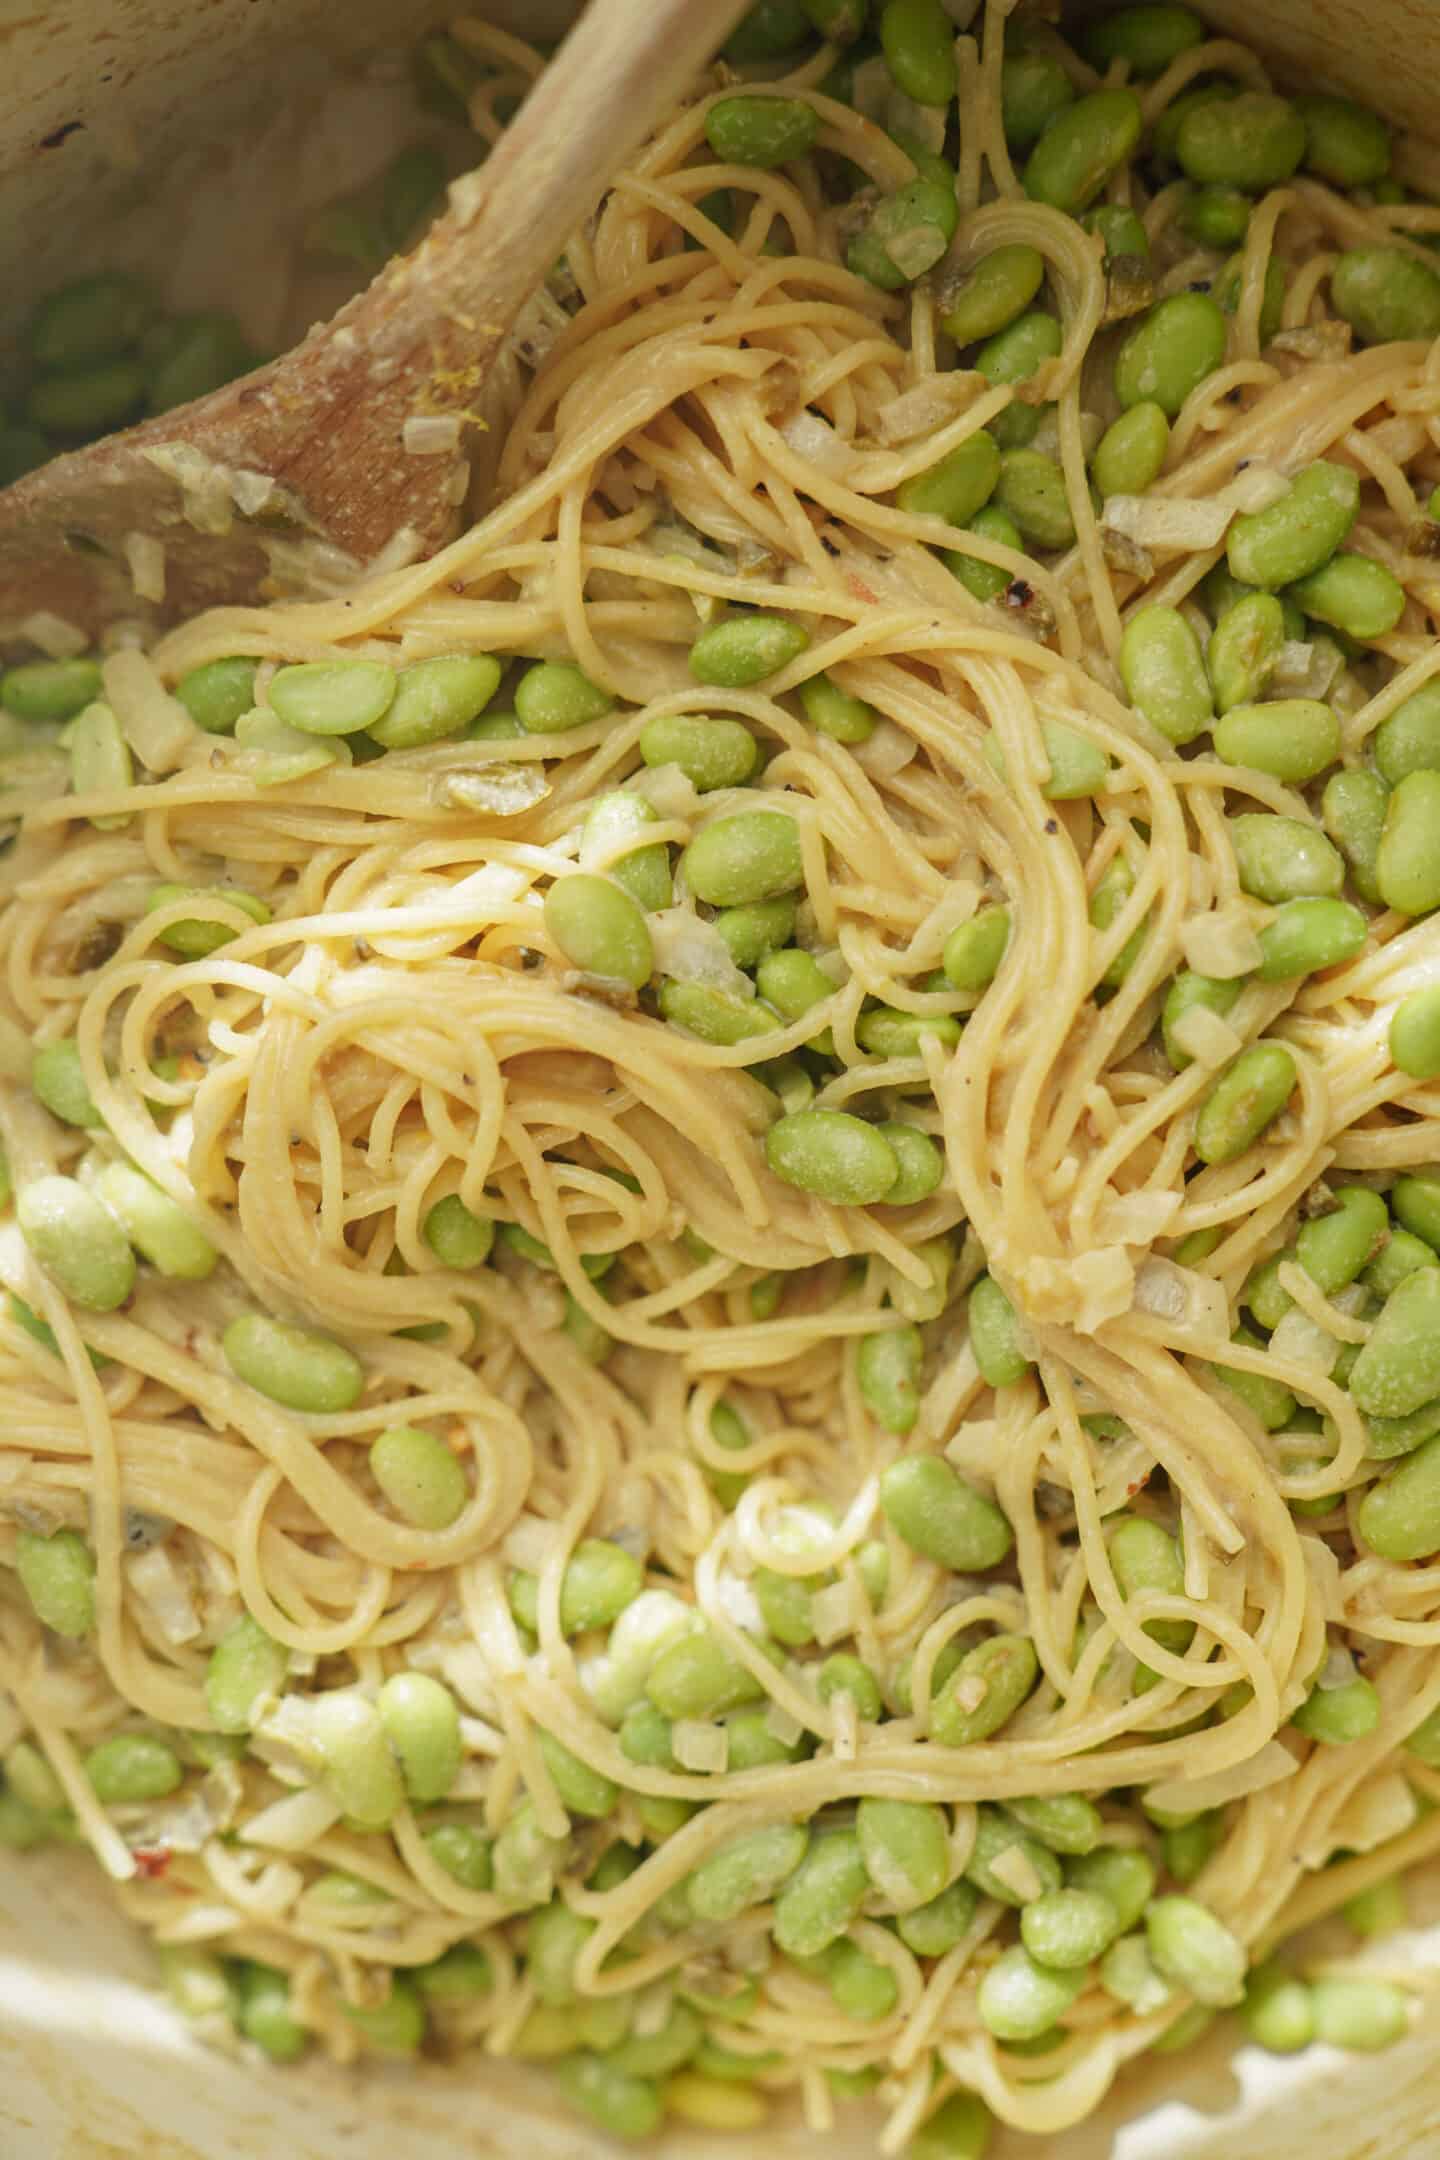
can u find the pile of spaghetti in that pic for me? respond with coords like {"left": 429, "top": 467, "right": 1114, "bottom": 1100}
{"left": 5, "top": 2, "right": 1440, "bottom": 2149}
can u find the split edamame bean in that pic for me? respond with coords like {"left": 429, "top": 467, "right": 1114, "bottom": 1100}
{"left": 765, "top": 1108, "right": 899, "bottom": 1205}
{"left": 14, "top": 1527, "right": 94, "bottom": 1637}
{"left": 515, "top": 660, "right": 614, "bottom": 732}
{"left": 1227, "top": 462, "right": 1360, "bottom": 590}
{"left": 879, "top": 1453, "right": 1014, "bottom": 1570}
{"left": 690, "top": 615, "right": 809, "bottom": 688}
{"left": 1331, "top": 248, "right": 1440, "bottom": 346}
{"left": 147, "top": 883, "right": 271, "bottom": 958}
{"left": 1115, "top": 293, "right": 1228, "bottom": 417}
{"left": 1093, "top": 402, "right": 1170, "bottom": 499}
{"left": 1120, "top": 606, "right": 1214, "bottom": 744}
{"left": 931, "top": 1632, "right": 1038, "bottom": 1746}
{"left": 370, "top": 1424, "right": 468, "bottom": 1528}
{"left": 18, "top": 1174, "right": 136, "bottom": 1311}
{"left": 705, "top": 96, "right": 819, "bottom": 170}
{"left": 1376, "top": 771, "right": 1440, "bottom": 915}
{"left": 941, "top": 248, "right": 1046, "bottom": 347}
{"left": 545, "top": 873, "right": 653, "bottom": 989}
{"left": 268, "top": 660, "right": 396, "bottom": 737}
{"left": 638, "top": 713, "right": 758, "bottom": 791}
{"left": 222, "top": 1313, "right": 363, "bottom": 1412}
{"left": 1024, "top": 89, "right": 1143, "bottom": 214}
{"left": 367, "top": 655, "right": 502, "bottom": 749}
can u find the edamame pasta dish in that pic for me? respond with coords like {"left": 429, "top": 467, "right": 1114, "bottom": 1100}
{"left": 6, "top": 2, "right": 1440, "bottom": 2151}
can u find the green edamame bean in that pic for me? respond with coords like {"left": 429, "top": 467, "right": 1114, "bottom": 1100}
{"left": 1364, "top": 1396, "right": 1440, "bottom": 1459}
{"left": 944, "top": 905, "right": 1011, "bottom": 991}
{"left": 875, "top": 1121, "right": 943, "bottom": 1204}
{"left": 1194, "top": 1043, "right": 1297, "bottom": 1164}
{"left": 1090, "top": 856, "right": 1146, "bottom": 988}
{"left": 1002, "top": 53, "right": 1075, "bottom": 151}
{"left": 14, "top": 1527, "right": 94, "bottom": 1638}
{"left": 1294, "top": 1188, "right": 1389, "bottom": 1297}
{"left": 774, "top": 1828, "right": 869, "bottom": 1954}
{"left": 527, "top": 1900, "right": 599, "bottom": 2007}
{"left": 1363, "top": 1228, "right": 1438, "bottom": 1303}
{"left": 968, "top": 1273, "right": 1032, "bottom": 1387}
{"left": 978, "top": 1944, "right": 1086, "bottom": 2040}
{"left": 31, "top": 1039, "right": 103, "bottom": 1129}
{"left": 858, "top": 1325, "right": 924, "bottom": 1434}
{"left": 1114, "top": 294, "right": 1228, "bottom": 417}
{"left": 682, "top": 810, "right": 803, "bottom": 906}
{"left": 27, "top": 273, "right": 151, "bottom": 375}
{"left": 1297, "top": 93, "right": 1391, "bottom": 186}
{"left": 68, "top": 700, "right": 132, "bottom": 825}
{"left": 690, "top": 615, "right": 809, "bottom": 688}
{"left": 1331, "top": 249, "right": 1440, "bottom": 345}
{"left": 515, "top": 660, "right": 613, "bottom": 732}
{"left": 609, "top": 2006, "right": 703, "bottom": 2080}
{"left": 797, "top": 674, "right": 875, "bottom": 744}
{"left": 765, "top": 1109, "right": 899, "bottom": 1206}
{"left": 647, "top": 1628, "right": 765, "bottom": 1719}
{"left": 1374, "top": 684, "right": 1440, "bottom": 784}
{"left": 370, "top": 1424, "right": 468, "bottom": 1529}
{"left": 556, "top": 2053, "right": 662, "bottom": 2141}
{"left": 1024, "top": 89, "right": 1143, "bottom": 214}
{"left": 1232, "top": 813, "right": 1344, "bottom": 901}
{"left": 1120, "top": 606, "right": 1214, "bottom": 744}
{"left": 752, "top": 1565, "right": 817, "bottom": 1648}
{"left": 1, "top": 657, "right": 102, "bottom": 722}
{"left": 237, "top": 1964, "right": 309, "bottom": 2062}
{"left": 880, "top": 0, "right": 956, "bottom": 107}
{"left": 85, "top": 1732, "right": 183, "bottom": 1804}
{"left": 1322, "top": 768, "right": 1387, "bottom": 904}
{"left": 205, "top": 1616, "right": 288, "bottom": 1733}
{"left": 1358, "top": 1429, "right": 1440, "bottom": 1559}
{"left": 946, "top": 505, "right": 1025, "bottom": 603}
{"left": 1021, "top": 1886, "right": 1118, "bottom": 1968}
{"left": 820, "top": 1937, "right": 898, "bottom": 2020}
{"left": 966, "top": 1807, "right": 1062, "bottom": 1905}
{"left": 896, "top": 1879, "right": 980, "bottom": 1957}
{"left": 222, "top": 1313, "right": 362, "bottom": 1412}
{"left": 171, "top": 657, "right": 257, "bottom": 736}
{"left": 1292, "top": 1671, "right": 1380, "bottom": 1744}
{"left": 1213, "top": 697, "right": 1341, "bottom": 782}
{"left": 147, "top": 882, "right": 271, "bottom": 958}
{"left": 367, "top": 655, "right": 502, "bottom": 749}
{"left": 931, "top": 1632, "right": 1039, "bottom": 1747}
{"left": 995, "top": 450, "right": 1075, "bottom": 550}
{"left": 1392, "top": 986, "right": 1440, "bottom": 1079}
{"left": 1180, "top": 186, "right": 1251, "bottom": 249}
{"left": 976, "top": 311, "right": 1062, "bottom": 449}
{"left": 377, "top": 1672, "right": 461, "bottom": 1802}
{"left": 619, "top": 1701, "right": 674, "bottom": 1768}
{"left": 988, "top": 1797, "right": 1094, "bottom": 1861}
{"left": 424, "top": 1822, "right": 493, "bottom": 1890}
{"left": 1228, "top": 462, "right": 1360, "bottom": 590}
{"left": 268, "top": 660, "right": 396, "bottom": 737}
{"left": 1243, "top": 1962, "right": 1315, "bottom": 2053}
{"left": 1084, "top": 204, "right": 1151, "bottom": 265}
{"left": 910, "top": 2094, "right": 992, "bottom": 2160}
{"left": 307, "top": 1689, "right": 403, "bottom": 1828}
{"left": 1145, "top": 1895, "right": 1246, "bottom": 2006}
{"left": 941, "top": 248, "right": 1046, "bottom": 347}
{"left": 713, "top": 896, "right": 797, "bottom": 967}
{"left": 725, "top": 1706, "right": 804, "bottom": 1769}
{"left": 1255, "top": 897, "right": 1366, "bottom": 980}
{"left": 1084, "top": 4, "right": 1204, "bottom": 75}
{"left": 897, "top": 431, "right": 1001, "bottom": 528}
{"left": 581, "top": 793, "right": 672, "bottom": 912}
{"left": 880, "top": 1453, "right": 1014, "bottom": 1570}
{"left": 803, "top": 0, "right": 867, "bottom": 41}
{"left": 705, "top": 96, "right": 818, "bottom": 170}
{"left": 18, "top": 1175, "right": 135, "bottom": 1311}
{"left": 344, "top": 1977, "right": 426, "bottom": 2057}
{"left": 545, "top": 873, "right": 653, "bottom": 989}
{"left": 1288, "top": 554, "right": 1406, "bottom": 641}
{"left": 725, "top": 0, "right": 811, "bottom": 61}
{"left": 93, "top": 1162, "right": 217, "bottom": 1279}
{"left": 639, "top": 714, "right": 758, "bottom": 791}
{"left": 856, "top": 1005, "right": 961, "bottom": 1057}
{"left": 1178, "top": 91, "right": 1305, "bottom": 190}
{"left": 1216, "top": 1323, "right": 1297, "bottom": 1432}
{"left": 423, "top": 1193, "right": 493, "bottom": 1270}
{"left": 856, "top": 1798, "right": 949, "bottom": 1912}
{"left": 1377, "top": 771, "right": 1440, "bottom": 915}
{"left": 28, "top": 358, "right": 145, "bottom": 437}
{"left": 847, "top": 177, "right": 959, "bottom": 290}
{"left": 1207, "top": 592, "right": 1285, "bottom": 713}
{"left": 4, "top": 1742, "right": 65, "bottom": 1816}
{"left": 1406, "top": 1702, "right": 1440, "bottom": 1767}
{"left": 659, "top": 980, "right": 779, "bottom": 1046}
{"left": 1109, "top": 1512, "right": 1191, "bottom": 1662}
{"left": 416, "top": 1943, "right": 492, "bottom": 2001}
{"left": 1310, "top": 1978, "right": 1410, "bottom": 2051}
{"left": 689, "top": 1823, "right": 808, "bottom": 1923}
{"left": 817, "top": 1653, "right": 883, "bottom": 1722}
{"left": 1351, "top": 1265, "right": 1440, "bottom": 1417}
{"left": 1093, "top": 402, "right": 1170, "bottom": 499}
{"left": 556, "top": 1539, "right": 644, "bottom": 1636}
{"left": 536, "top": 1729, "right": 617, "bottom": 1818}
{"left": 1394, "top": 1172, "right": 1440, "bottom": 1250}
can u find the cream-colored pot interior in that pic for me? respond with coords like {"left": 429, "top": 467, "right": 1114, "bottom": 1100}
{"left": 4, "top": 1, "right": 1440, "bottom": 2154}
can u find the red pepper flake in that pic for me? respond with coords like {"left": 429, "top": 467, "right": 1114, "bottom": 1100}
{"left": 846, "top": 574, "right": 878, "bottom": 605}
{"left": 131, "top": 1846, "right": 172, "bottom": 1880}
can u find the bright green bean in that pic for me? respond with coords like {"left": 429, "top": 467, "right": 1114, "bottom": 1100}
{"left": 880, "top": 1453, "right": 1014, "bottom": 1570}
{"left": 880, "top": 0, "right": 956, "bottom": 106}
{"left": 1350, "top": 1265, "right": 1440, "bottom": 1416}
{"left": 515, "top": 660, "right": 614, "bottom": 732}
{"left": 690, "top": 615, "right": 809, "bottom": 688}
{"left": 1227, "top": 461, "right": 1360, "bottom": 589}
{"left": 1292, "top": 1670, "right": 1381, "bottom": 1745}
{"left": 987, "top": 716, "right": 1110, "bottom": 797}
{"left": 897, "top": 431, "right": 1002, "bottom": 527}
{"left": 797, "top": 673, "right": 875, "bottom": 744}
{"left": 705, "top": 96, "right": 818, "bottom": 169}
{"left": 424, "top": 1822, "right": 493, "bottom": 1891}
{"left": 1145, "top": 1895, "right": 1246, "bottom": 2006}
{"left": 941, "top": 248, "right": 1046, "bottom": 347}
{"left": 1, "top": 657, "right": 102, "bottom": 723}
{"left": 688, "top": 1823, "right": 808, "bottom": 1923}
{"left": 368, "top": 655, "right": 502, "bottom": 749}
{"left": 765, "top": 1108, "right": 899, "bottom": 1205}
{"left": 976, "top": 310, "right": 1062, "bottom": 449}
{"left": 1114, "top": 293, "right": 1228, "bottom": 417}
{"left": 774, "top": 1828, "right": 869, "bottom": 1955}
{"left": 544, "top": 872, "right": 653, "bottom": 989}
{"left": 1092, "top": 401, "right": 1170, "bottom": 499}
{"left": 1322, "top": 767, "right": 1387, "bottom": 904}
{"left": 944, "top": 904, "right": 1011, "bottom": 990}
{"left": 857, "top": 1324, "right": 923, "bottom": 1434}
{"left": 931, "top": 1632, "right": 1039, "bottom": 1746}
{"left": 237, "top": 1963, "right": 309, "bottom": 2061}
{"left": 968, "top": 1272, "right": 1033, "bottom": 1386}
{"left": 638, "top": 713, "right": 758, "bottom": 791}
{"left": 370, "top": 1423, "right": 468, "bottom": 1528}
{"left": 1024, "top": 89, "right": 1143, "bottom": 214}
{"left": 1331, "top": 248, "right": 1440, "bottom": 345}
{"left": 1377, "top": 770, "right": 1440, "bottom": 915}
{"left": 268, "top": 660, "right": 396, "bottom": 737}
{"left": 1297, "top": 93, "right": 1391, "bottom": 186}
{"left": 1310, "top": 1977, "right": 1411, "bottom": 2051}
{"left": 18, "top": 1174, "right": 136, "bottom": 1311}
{"left": 1391, "top": 986, "right": 1440, "bottom": 1079}
{"left": 995, "top": 448, "right": 1075, "bottom": 550}
{"left": 978, "top": 1943, "right": 1086, "bottom": 2040}
{"left": 1289, "top": 553, "right": 1406, "bottom": 640}
{"left": 222, "top": 1313, "right": 362, "bottom": 1412}
{"left": 1120, "top": 605, "right": 1214, "bottom": 745}
{"left": 1374, "top": 683, "right": 1440, "bottom": 785}
{"left": 682, "top": 809, "right": 803, "bottom": 906}
{"left": 1231, "top": 813, "right": 1344, "bottom": 901}
{"left": 847, "top": 176, "right": 959, "bottom": 290}
{"left": 856, "top": 1797, "right": 949, "bottom": 1912}
{"left": 377, "top": 1672, "right": 461, "bottom": 1802}
{"left": 147, "top": 882, "right": 271, "bottom": 958}
{"left": 206, "top": 1616, "right": 288, "bottom": 1733}
{"left": 1243, "top": 1961, "right": 1315, "bottom": 2052}
{"left": 1206, "top": 591, "right": 1285, "bottom": 713}
{"left": 93, "top": 1162, "right": 217, "bottom": 1279}
{"left": 1001, "top": 53, "right": 1075, "bottom": 151}
{"left": 86, "top": 1731, "right": 183, "bottom": 1804}
{"left": 1178, "top": 91, "right": 1305, "bottom": 190}
{"left": 1162, "top": 970, "right": 1242, "bottom": 1070}
{"left": 14, "top": 1527, "right": 94, "bottom": 1638}
{"left": 647, "top": 1628, "right": 766, "bottom": 1719}
{"left": 1255, "top": 897, "right": 1366, "bottom": 980}
{"left": 581, "top": 792, "right": 672, "bottom": 911}
{"left": 1084, "top": 4, "right": 1204, "bottom": 74}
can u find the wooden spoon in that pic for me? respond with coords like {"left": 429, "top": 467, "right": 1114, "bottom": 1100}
{"left": 0, "top": 0, "right": 752, "bottom": 636}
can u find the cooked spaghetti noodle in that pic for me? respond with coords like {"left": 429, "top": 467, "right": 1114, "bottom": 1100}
{"left": 4, "top": 2, "right": 1440, "bottom": 2146}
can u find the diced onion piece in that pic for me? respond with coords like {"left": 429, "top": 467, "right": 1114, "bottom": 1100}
{"left": 403, "top": 413, "right": 462, "bottom": 456}
{"left": 1179, "top": 903, "right": 1263, "bottom": 980}
{"left": 1270, "top": 323, "right": 1353, "bottom": 365}
{"left": 1318, "top": 1642, "right": 1359, "bottom": 1692}
{"left": 780, "top": 409, "right": 857, "bottom": 480}
{"left": 435, "top": 767, "right": 549, "bottom": 815}
{"left": 103, "top": 648, "right": 193, "bottom": 773}
{"left": 988, "top": 1842, "right": 1046, "bottom": 1903}
{"left": 1103, "top": 493, "right": 1233, "bottom": 552}
{"left": 1317, "top": 1773, "right": 1418, "bottom": 1862}
{"left": 852, "top": 720, "right": 918, "bottom": 777}
{"left": 1096, "top": 1189, "right": 1182, "bottom": 1247}
{"left": 18, "top": 611, "right": 88, "bottom": 659}
{"left": 886, "top": 221, "right": 951, "bottom": 280}
{"left": 503, "top": 1515, "right": 558, "bottom": 1571}
{"left": 831, "top": 1690, "right": 859, "bottom": 1760}
{"left": 812, "top": 1580, "right": 857, "bottom": 1647}
{"left": 1216, "top": 464, "right": 1292, "bottom": 515}
{"left": 0, "top": 1012, "right": 34, "bottom": 1081}
{"left": 712, "top": 1569, "right": 766, "bottom": 1635}
{"left": 939, "top": 0, "right": 979, "bottom": 23}
{"left": 239, "top": 1784, "right": 343, "bottom": 1851}
{"left": 122, "top": 531, "right": 167, "bottom": 604}
{"left": 125, "top": 1542, "right": 201, "bottom": 1646}
{"left": 876, "top": 373, "right": 983, "bottom": 445}
{"left": 649, "top": 908, "right": 754, "bottom": 995}
{"left": 1170, "top": 1003, "right": 1245, "bottom": 1068}
{"left": 1144, "top": 1739, "right": 1298, "bottom": 1819}
{"left": 765, "top": 1700, "right": 804, "bottom": 1748}
{"left": 673, "top": 1719, "right": 728, "bottom": 1774}
{"left": 632, "top": 762, "right": 700, "bottom": 822}
{"left": 1269, "top": 1302, "right": 1342, "bottom": 1376}
{"left": 1132, "top": 1258, "right": 1229, "bottom": 1338}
